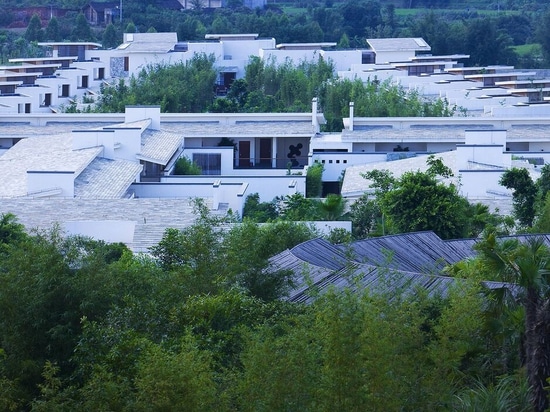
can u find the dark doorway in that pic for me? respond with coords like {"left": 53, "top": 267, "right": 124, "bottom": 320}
{"left": 259, "top": 138, "right": 271, "bottom": 167}
{"left": 239, "top": 141, "right": 251, "bottom": 168}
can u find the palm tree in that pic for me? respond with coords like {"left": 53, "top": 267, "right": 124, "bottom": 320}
{"left": 476, "top": 232, "right": 550, "bottom": 412}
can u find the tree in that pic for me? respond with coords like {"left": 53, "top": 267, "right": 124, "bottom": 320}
{"left": 71, "top": 13, "right": 94, "bottom": 42}
{"left": 101, "top": 23, "right": 118, "bottom": 49}
{"left": 44, "top": 17, "right": 61, "bottom": 42}
{"left": 364, "top": 158, "right": 471, "bottom": 239}
{"left": 500, "top": 167, "right": 537, "bottom": 228}
{"left": 25, "top": 13, "right": 43, "bottom": 42}
{"left": 476, "top": 233, "right": 550, "bottom": 412}
{"left": 242, "top": 193, "right": 278, "bottom": 222}
{"left": 318, "top": 194, "right": 346, "bottom": 221}
{"left": 173, "top": 156, "right": 202, "bottom": 175}
{"left": 0, "top": 213, "right": 27, "bottom": 249}
{"left": 125, "top": 22, "right": 137, "bottom": 34}
{"left": 306, "top": 162, "right": 323, "bottom": 198}
{"left": 134, "top": 338, "right": 217, "bottom": 411}
{"left": 348, "top": 193, "right": 381, "bottom": 239}
{"left": 536, "top": 10, "right": 550, "bottom": 64}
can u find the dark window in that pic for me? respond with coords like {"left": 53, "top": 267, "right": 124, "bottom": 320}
{"left": 193, "top": 153, "right": 221, "bottom": 175}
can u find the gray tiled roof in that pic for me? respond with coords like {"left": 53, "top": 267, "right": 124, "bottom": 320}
{"left": 341, "top": 124, "right": 550, "bottom": 142}
{"left": 161, "top": 121, "right": 315, "bottom": 136}
{"left": 0, "top": 197, "right": 209, "bottom": 251}
{"left": 0, "top": 134, "right": 101, "bottom": 198}
{"left": 139, "top": 129, "right": 183, "bottom": 165}
{"left": 74, "top": 158, "right": 142, "bottom": 198}
{"left": 117, "top": 32, "right": 178, "bottom": 53}
{"left": 273, "top": 231, "right": 521, "bottom": 304}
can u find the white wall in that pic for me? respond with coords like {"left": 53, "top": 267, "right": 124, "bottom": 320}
{"left": 456, "top": 145, "right": 507, "bottom": 168}
{"left": 72, "top": 130, "right": 115, "bottom": 157}
{"left": 63, "top": 220, "right": 136, "bottom": 243}
{"left": 322, "top": 50, "right": 362, "bottom": 72}
{"left": 125, "top": 106, "right": 160, "bottom": 129}
{"left": 459, "top": 170, "right": 509, "bottom": 197}
{"left": 375, "top": 50, "right": 416, "bottom": 64}
{"left": 465, "top": 129, "right": 506, "bottom": 146}
{"left": 139, "top": 174, "right": 305, "bottom": 202}
{"left": 27, "top": 170, "right": 74, "bottom": 197}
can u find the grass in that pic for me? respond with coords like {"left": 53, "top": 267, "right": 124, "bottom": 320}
{"left": 513, "top": 43, "right": 542, "bottom": 56}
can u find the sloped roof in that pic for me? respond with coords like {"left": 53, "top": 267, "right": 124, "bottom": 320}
{"left": 138, "top": 129, "right": 183, "bottom": 166}
{"left": 117, "top": 32, "right": 178, "bottom": 53}
{"left": 273, "top": 231, "right": 531, "bottom": 303}
{"left": 74, "top": 157, "right": 142, "bottom": 198}
{"left": 0, "top": 134, "right": 101, "bottom": 198}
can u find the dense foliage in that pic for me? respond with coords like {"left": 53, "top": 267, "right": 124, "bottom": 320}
{"left": 500, "top": 165, "right": 550, "bottom": 229}
{"left": 2, "top": 204, "right": 548, "bottom": 410}
{"left": 97, "top": 54, "right": 217, "bottom": 113}
{"left": 362, "top": 156, "right": 512, "bottom": 239}
{"left": 91, "top": 57, "right": 456, "bottom": 131}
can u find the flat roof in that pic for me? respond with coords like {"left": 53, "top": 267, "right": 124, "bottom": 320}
{"left": 38, "top": 42, "right": 102, "bottom": 48}
{"left": 367, "top": 38, "right": 431, "bottom": 52}
{"left": 205, "top": 33, "right": 259, "bottom": 40}
{"left": 276, "top": 42, "right": 337, "bottom": 50}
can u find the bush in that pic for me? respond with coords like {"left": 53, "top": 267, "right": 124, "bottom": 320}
{"left": 174, "top": 156, "right": 201, "bottom": 175}
{"left": 306, "top": 162, "right": 323, "bottom": 198}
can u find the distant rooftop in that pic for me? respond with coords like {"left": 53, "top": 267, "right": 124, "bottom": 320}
{"left": 205, "top": 33, "right": 259, "bottom": 41}
{"left": 367, "top": 38, "right": 431, "bottom": 52}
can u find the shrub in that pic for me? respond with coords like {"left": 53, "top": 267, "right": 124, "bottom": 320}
{"left": 306, "top": 162, "right": 323, "bottom": 198}
{"left": 174, "top": 156, "right": 201, "bottom": 175}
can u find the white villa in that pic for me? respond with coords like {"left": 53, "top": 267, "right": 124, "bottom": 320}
{"left": 3, "top": 34, "right": 550, "bottom": 248}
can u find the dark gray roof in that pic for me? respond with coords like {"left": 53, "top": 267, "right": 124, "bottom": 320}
{"left": 273, "top": 231, "right": 539, "bottom": 303}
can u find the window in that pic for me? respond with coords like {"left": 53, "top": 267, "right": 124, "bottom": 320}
{"left": 193, "top": 153, "right": 221, "bottom": 175}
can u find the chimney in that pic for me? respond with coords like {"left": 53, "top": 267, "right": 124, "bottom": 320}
{"left": 349, "top": 101, "right": 354, "bottom": 131}
{"left": 312, "top": 97, "right": 320, "bottom": 133}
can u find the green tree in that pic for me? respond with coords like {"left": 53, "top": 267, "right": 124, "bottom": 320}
{"left": 173, "top": 156, "right": 202, "bottom": 175}
{"left": 318, "top": 194, "right": 346, "bottom": 221}
{"left": 134, "top": 338, "right": 217, "bottom": 411}
{"left": 242, "top": 193, "right": 278, "bottom": 222}
{"left": 348, "top": 193, "right": 381, "bottom": 239}
{"left": 101, "top": 23, "right": 118, "bottom": 49}
{"left": 364, "top": 159, "right": 471, "bottom": 239}
{"left": 44, "top": 17, "right": 61, "bottom": 42}
{"left": 71, "top": 13, "right": 94, "bottom": 42}
{"left": 25, "top": 13, "right": 43, "bottom": 42}
{"left": 476, "top": 233, "right": 550, "bottom": 412}
{"left": 125, "top": 22, "right": 137, "bottom": 34}
{"left": 306, "top": 162, "right": 323, "bottom": 198}
{"left": 500, "top": 167, "right": 537, "bottom": 228}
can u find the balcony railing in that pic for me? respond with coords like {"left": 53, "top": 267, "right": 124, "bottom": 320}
{"left": 234, "top": 156, "right": 308, "bottom": 170}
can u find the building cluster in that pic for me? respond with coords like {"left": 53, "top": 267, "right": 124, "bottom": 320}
{"left": 2, "top": 32, "right": 550, "bottom": 248}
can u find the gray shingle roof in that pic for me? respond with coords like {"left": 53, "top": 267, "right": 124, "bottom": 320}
{"left": 273, "top": 231, "right": 529, "bottom": 303}
{"left": 0, "top": 134, "right": 101, "bottom": 198}
{"left": 74, "top": 157, "right": 142, "bottom": 198}
{"left": 139, "top": 129, "right": 183, "bottom": 165}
